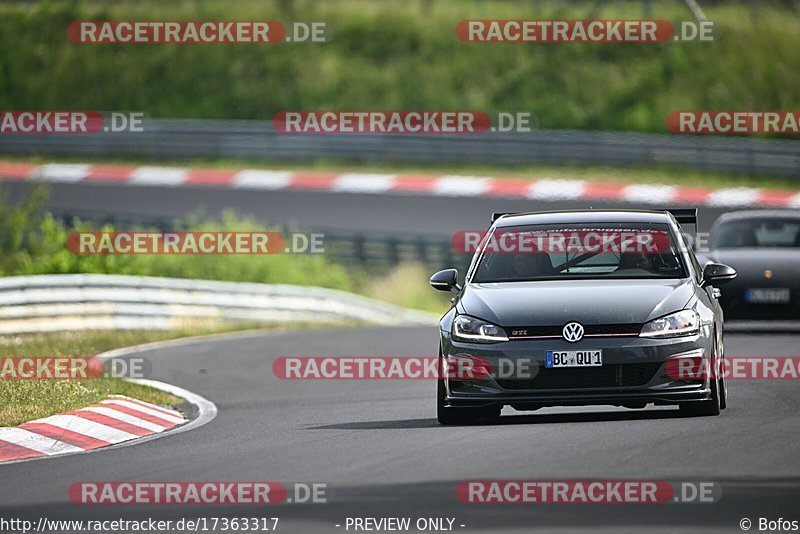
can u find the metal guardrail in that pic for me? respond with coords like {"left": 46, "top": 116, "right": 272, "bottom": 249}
{"left": 1, "top": 119, "right": 798, "bottom": 178}
{"left": 51, "top": 211, "right": 468, "bottom": 273}
{"left": 0, "top": 274, "right": 438, "bottom": 334}
{"left": 324, "top": 232, "right": 469, "bottom": 273}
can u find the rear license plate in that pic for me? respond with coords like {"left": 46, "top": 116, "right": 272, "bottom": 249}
{"left": 745, "top": 288, "right": 791, "bottom": 304}
{"left": 545, "top": 350, "right": 602, "bottom": 368}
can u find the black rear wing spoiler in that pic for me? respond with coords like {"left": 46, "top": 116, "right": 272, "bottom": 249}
{"left": 667, "top": 208, "right": 697, "bottom": 226}
{"left": 491, "top": 212, "right": 514, "bottom": 223}
{"left": 493, "top": 209, "right": 698, "bottom": 225}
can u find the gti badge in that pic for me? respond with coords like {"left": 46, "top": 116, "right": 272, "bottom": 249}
{"left": 562, "top": 322, "right": 584, "bottom": 342}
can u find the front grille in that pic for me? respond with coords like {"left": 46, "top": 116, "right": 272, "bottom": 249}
{"left": 495, "top": 363, "right": 662, "bottom": 390}
{"left": 507, "top": 323, "right": 643, "bottom": 339}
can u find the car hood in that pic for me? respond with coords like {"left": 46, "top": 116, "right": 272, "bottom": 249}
{"left": 708, "top": 248, "right": 800, "bottom": 286}
{"left": 458, "top": 278, "right": 695, "bottom": 326}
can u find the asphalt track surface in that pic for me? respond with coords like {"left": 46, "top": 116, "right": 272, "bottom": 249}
{"left": 1, "top": 181, "right": 798, "bottom": 533}
{"left": 1, "top": 327, "right": 799, "bottom": 533}
{"left": 4, "top": 181, "right": 732, "bottom": 236}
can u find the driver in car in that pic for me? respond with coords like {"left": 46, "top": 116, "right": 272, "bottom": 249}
{"left": 617, "top": 251, "right": 655, "bottom": 272}
{"left": 511, "top": 251, "right": 557, "bottom": 278}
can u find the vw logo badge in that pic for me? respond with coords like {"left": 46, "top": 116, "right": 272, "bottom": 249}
{"left": 562, "top": 322, "right": 584, "bottom": 343}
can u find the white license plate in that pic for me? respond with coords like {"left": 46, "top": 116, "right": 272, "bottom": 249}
{"left": 545, "top": 350, "right": 602, "bottom": 368}
{"left": 745, "top": 288, "right": 791, "bottom": 304}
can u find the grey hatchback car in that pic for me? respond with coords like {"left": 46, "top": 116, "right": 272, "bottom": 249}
{"left": 430, "top": 209, "right": 737, "bottom": 425}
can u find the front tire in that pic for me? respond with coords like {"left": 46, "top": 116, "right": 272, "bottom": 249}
{"left": 718, "top": 353, "right": 727, "bottom": 410}
{"left": 437, "top": 371, "right": 501, "bottom": 425}
{"left": 679, "top": 375, "right": 721, "bottom": 417}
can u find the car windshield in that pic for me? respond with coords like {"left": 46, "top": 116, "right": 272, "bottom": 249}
{"left": 711, "top": 218, "right": 800, "bottom": 249}
{"left": 471, "top": 222, "right": 687, "bottom": 282}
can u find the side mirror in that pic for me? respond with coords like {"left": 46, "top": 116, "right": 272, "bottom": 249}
{"left": 430, "top": 269, "right": 460, "bottom": 293}
{"left": 702, "top": 262, "right": 737, "bottom": 286}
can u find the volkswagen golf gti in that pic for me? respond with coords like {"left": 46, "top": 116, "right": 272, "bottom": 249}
{"left": 430, "top": 209, "right": 737, "bottom": 425}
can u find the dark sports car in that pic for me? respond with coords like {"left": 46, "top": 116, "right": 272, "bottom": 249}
{"left": 430, "top": 209, "right": 736, "bottom": 425}
{"left": 706, "top": 210, "right": 800, "bottom": 319}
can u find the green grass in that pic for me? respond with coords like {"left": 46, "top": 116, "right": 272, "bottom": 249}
{"left": 0, "top": 378, "right": 180, "bottom": 428}
{"left": 0, "top": 326, "right": 264, "bottom": 357}
{"left": 0, "top": 0, "right": 798, "bottom": 134}
{"left": 0, "top": 326, "right": 260, "bottom": 427}
{"left": 366, "top": 263, "right": 452, "bottom": 314}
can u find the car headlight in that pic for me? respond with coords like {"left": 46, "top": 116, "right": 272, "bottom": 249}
{"left": 452, "top": 315, "right": 508, "bottom": 343}
{"left": 639, "top": 310, "right": 700, "bottom": 338}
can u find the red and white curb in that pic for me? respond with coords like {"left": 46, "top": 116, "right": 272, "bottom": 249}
{"left": 2, "top": 161, "right": 799, "bottom": 208}
{"left": 0, "top": 372, "right": 217, "bottom": 465}
{"left": 0, "top": 395, "right": 185, "bottom": 463}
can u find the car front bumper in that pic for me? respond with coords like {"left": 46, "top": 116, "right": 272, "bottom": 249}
{"left": 441, "top": 329, "right": 714, "bottom": 409}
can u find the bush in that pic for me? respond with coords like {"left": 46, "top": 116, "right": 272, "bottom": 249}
{"left": 0, "top": 185, "right": 357, "bottom": 291}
